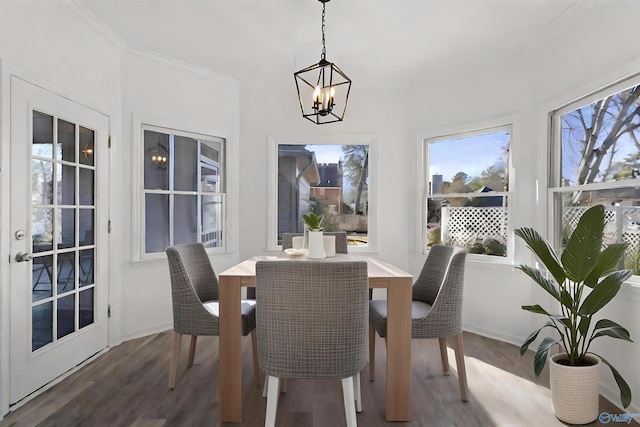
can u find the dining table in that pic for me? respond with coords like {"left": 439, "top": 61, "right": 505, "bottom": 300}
{"left": 218, "top": 253, "right": 413, "bottom": 422}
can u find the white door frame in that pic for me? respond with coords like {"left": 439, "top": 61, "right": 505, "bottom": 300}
{"left": 0, "top": 64, "right": 115, "bottom": 417}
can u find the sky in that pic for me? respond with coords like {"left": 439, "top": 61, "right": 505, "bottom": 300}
{"left": 428, "top": 131, "right": 509, "bottom": 182}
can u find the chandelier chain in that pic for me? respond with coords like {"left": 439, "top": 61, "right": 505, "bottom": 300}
{"left": 321, "top": 2, "right": 326, "bottom": 60}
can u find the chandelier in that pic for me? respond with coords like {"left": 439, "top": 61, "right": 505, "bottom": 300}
{"left": 294, "top": 0, "right": 351, "bottom": 125}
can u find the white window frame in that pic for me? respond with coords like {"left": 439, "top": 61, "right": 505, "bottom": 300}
{"left": 549, "top": 74, "right": 640, "bottom": 283}
{"left": 131, "top": 114, "right": 231, "bottom": 263}
{"left": 266, "top": 133, "right": 378, "bottom": 253}
{"left": 419, "top": 119, "right": 517, "bottom": 263}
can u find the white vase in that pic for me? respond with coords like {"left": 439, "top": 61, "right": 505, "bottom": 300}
{"left": 307, "top": 231, "right": 326, "bottom": 259}
{"left": 550, "top": 353, "right": 600, "bottom": 424}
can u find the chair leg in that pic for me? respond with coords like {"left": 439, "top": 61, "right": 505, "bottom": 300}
{"left": 342, "top": 377, "right": 357, "bottom": 427}
{"left": 251, "top": 329, "right": 262, "bottom": 387}
{"left": 369, "top": 323, "right": 376, "bottom": 382}
{"left": 438, "top": 337, "right": 450, "bottom": 374}
{"left": 262, "top": 376, "right": 286, "bottom": 398}
{"left": 188, "top": 335, "right": 197, "bottom": 368}
{"left": 354, "top": 372, "right": 362, "bottom": 413}
{"left": 265, "top": 376, "right": 280, "bottom": 427}
{"left": 453, "top": 333, "right": 469, "bottom": 402}
{"left": 169, "top": 332, "right": 182, "bottom": 390}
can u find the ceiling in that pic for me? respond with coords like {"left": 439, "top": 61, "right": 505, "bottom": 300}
{"left": 75, "top": 0, "right": 580, "bottom": 86}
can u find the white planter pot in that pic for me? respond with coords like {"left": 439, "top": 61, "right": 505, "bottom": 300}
{"left": 307, "top": 231, "right": 326, "bottom": 259}
{"left": 550, "top": 353, "right": 600, "bottom": 424}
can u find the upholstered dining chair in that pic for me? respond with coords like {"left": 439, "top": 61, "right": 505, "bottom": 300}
{"left": 256, "top": 260, "right": 369, "bottom": 427}
{"left": 369, "top": 244, "right": 469, "bottom": 402}
{"left": 165, "top": 243, "right": 260, "bottom": 390}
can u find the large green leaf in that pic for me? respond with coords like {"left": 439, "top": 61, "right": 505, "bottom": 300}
{"left": 550, "top": 314, "right": 572, "bottom": 330}
{"left": 516, "top": 265, "right": 560, "bottom": 302}
{"left": 515, "top": 227, "right": 565, "bottom": 285}
{"left": 534, "top": 337, "right": 558, "bottom": 378}
{"left": 562, "top": 205, "right": 604, "bottom": 282}
{"left": 522, "top": 304, "right": 552, "bottom": 316}
{"left": 591, "top": 318, "right": 633, "bottom": 342}
{"left": 520, "top": 321, "right": 556, "bottom": 356}
{"left": 592, "top": 353, "right": 632, "bottom": 408}
{"left": 584, "top": 243, "right": 628, "bottom": 288}
{"left": 578, "top": 270, "right": 631, "bottom": 315}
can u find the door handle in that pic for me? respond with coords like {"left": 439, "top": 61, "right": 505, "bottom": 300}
{"left": 15, "top": 252, "right": 32, "bottom": 262}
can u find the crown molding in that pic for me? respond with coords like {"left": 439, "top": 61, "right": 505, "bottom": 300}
{"left": 123, "top": 45, "right": 239, "bottom": 86}
{"left": 53, "top": 0, "right": 126, "bottom": 50}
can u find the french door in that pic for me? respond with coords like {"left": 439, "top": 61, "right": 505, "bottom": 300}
{"left": 9, "top": 77, "right": 109, "bottom": 404}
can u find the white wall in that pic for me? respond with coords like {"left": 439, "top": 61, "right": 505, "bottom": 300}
{"left": 408, "top": 1, "right": 640, "bottom": 413}
{"left": 116, "top": 50, "right": 241, "bottom": 340}
{"left": 238, "top": 79, "right": 413, "bottom": 272}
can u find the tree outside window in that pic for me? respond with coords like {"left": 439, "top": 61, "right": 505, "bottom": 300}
{"left": 551, "top": 80, "right": 640, "bottom": 274}
{"left": 425, "top": 127, "right": 511, "bottom": 257}
{"left": 276, "top": 144, "right": 369, "bottom": 247}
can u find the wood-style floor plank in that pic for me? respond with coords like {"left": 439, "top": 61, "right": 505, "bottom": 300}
{"left": 0, "top": 330, "right": 636, "bottom": 427}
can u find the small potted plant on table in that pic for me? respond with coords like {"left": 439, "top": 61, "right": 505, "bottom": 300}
{"left": 303, "top": 212, "right": 325, "bottom": 259}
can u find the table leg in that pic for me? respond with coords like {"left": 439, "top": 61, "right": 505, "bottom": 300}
{"left": 219, "top": 275, "right": 242, "bottom": 422}
{"left": 385, "top": 276, "right": 412, "bottom": 421}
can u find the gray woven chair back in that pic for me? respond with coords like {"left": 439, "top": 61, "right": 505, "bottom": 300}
{"left": 413, "top": 245, "right": 467, "bottom": 338}
{"left": 166, "top": 243, "right": 219, "bottom": 336}
{"left": 282, "top": 231, "right": 348, "bottom": 253}
{"left": 256, "top": 260, "right": 368, "bottom": 379}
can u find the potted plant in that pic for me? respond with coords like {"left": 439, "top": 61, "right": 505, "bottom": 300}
{"left": 303, "top": 212, "right": 325, "bottom": 259}
{"left": 515, "top": 204, "right": 633, "bottom": 424}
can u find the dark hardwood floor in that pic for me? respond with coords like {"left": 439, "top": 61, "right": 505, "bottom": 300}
{"left": 0, "top": 330, "right": 635, "bottom": 427}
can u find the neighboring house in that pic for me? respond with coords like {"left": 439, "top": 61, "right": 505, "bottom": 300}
{"left": 310, "top": 162, "right": 344, "bottom": 214}
{"left": 277, "top": 145, "right": 320, "bottom": 240}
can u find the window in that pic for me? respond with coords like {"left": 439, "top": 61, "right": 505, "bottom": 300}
{"left": 424, "top": 126, "right": 511, "bottom": 258}
{"left": 267, "top": 134, "right": 377, "bottom": 252}
{"left": 141, "top": 125, "right": 225, "bottom": 257}
{"left": 550, "top": 77, "right": 640, "bottom": 275}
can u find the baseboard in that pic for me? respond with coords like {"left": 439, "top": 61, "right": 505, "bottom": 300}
{"left": 462, "top": 323, "right": 524, "bottom": 348}
{"left": 117, "top": 322, "right": 172, "bottom": 343}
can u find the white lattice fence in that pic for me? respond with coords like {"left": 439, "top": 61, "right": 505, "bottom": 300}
{"left": 441, "top": 206, "right": 508, "bottom": 247}
{"left": 563, "top": 206, "right": 640, "bottom": 254}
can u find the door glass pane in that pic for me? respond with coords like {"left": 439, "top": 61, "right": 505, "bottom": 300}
{"left": 79, "top": 168, "right": 94, "bottom": 205}
{"left": 29, "top": 110, "right": 100, "bottom": 353}
{"left": 79, "top": 288, "right": 94, "bottom": 329}
{"left": 145, "top": 193, "right": 169, "bottom": 253}
{"left": 58, "top": 119, "right": 76, "bottom": 163}
{"left": 79, "top": 249, "right": 94, "bottom": 287}
{"left": 58, "top": 164, "right": 76, "bottom": 205}
{"left": 32, "top": 207, "right": 53, "bottom": 252}
{"left": 144, "top": 130, "right": 169, "bottom": 190}
{"left": 79, "top": 126, "right": 94, "bottom": 166}
{"left": 174, "top": 136, "right": 197, "bottom": 191}
{"left": 174, "top": 195, "right": 197, "bottom": 244}
{"left": 32, "top": 302, "right": 53, "bottom": 351}
{"left": 57, "top": 208, "right": 75, "bottom": 249}
{"left": 32, "top": 160, "right": 54, "bottom": 205}
{"left": 32, "top": 255, "right": 53, "bottom": 302}
{"left": 80, "top": 213, "right": 94, "bottom": 246}
{"left": 32, "top": 111, "right": 53, "bottom": 159}
{"left": 57, "top": 294, "right": 75, "bottom": 339}
{"left": 57, "top": 252, "right": 75, "bottom": 294}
